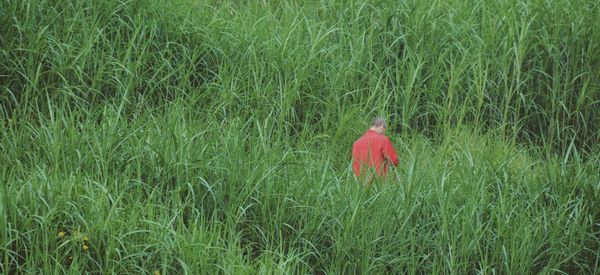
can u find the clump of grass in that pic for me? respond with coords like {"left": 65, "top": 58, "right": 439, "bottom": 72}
{"left": 1, "top": 0, "right": 599, "bottom": 273}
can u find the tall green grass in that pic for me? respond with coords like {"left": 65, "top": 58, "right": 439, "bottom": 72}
{"left": 1, "top": 0, "right": 599, "bottom": 273}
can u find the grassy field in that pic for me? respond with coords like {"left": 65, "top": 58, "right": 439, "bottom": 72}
{"left": 1, "top": 0, "right": 599, "bottom": 273}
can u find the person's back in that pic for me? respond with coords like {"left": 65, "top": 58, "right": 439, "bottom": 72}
{"left": 352, "top": 118, "right": 399, "bottom": 182}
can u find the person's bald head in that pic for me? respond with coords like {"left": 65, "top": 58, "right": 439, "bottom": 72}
{"left": 370, "top": 117, "right": 387, "bottom": 134}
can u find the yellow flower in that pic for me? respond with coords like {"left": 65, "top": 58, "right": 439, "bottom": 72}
{"left": 154, "top": 270, "right": 161, "bottom": 275}
{"left": 83, "top": 236, "right": 89, "bottom": 241}
{"left": 57, "top": 231, "right": 66, "bottom": 237}
{"left": 82, "top": 244, "right": 89, "bottom": 250}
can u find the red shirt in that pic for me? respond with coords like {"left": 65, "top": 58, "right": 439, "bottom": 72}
{"left": 352, "top": 130, "right": 399, "bottom": 177}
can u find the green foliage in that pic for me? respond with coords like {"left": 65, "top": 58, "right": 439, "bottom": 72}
{"left": 1, "top": 0, "right": 599, "bottom": 273}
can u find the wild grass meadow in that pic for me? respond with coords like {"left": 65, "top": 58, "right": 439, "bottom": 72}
{"left": 1, "top": 0, "right": 599, "bottom": 273}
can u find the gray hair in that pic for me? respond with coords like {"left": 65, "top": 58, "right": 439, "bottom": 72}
{"left": 370, "top": 117, "right": 387, "bottom": 128}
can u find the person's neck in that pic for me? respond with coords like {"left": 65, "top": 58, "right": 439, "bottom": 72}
{"left": 369, "top": 128, "right": 381, "bottom": 134}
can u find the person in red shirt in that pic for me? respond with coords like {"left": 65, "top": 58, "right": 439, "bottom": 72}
{"left": 352, "top": 117, "right": 399, "bottom": 183}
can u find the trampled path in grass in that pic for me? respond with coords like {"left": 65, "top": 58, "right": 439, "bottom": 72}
{"left": 1, "top": 0, "right": 599, "bottom": 273}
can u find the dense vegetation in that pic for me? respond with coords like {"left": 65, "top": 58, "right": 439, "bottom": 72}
{"left": 1, "top": 0, "right": 599, "bottom": 273}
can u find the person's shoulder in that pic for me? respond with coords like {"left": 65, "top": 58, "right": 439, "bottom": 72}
{"left": 379, "top": 134, "right": 392, "bottom": 142}
{"left": 352, "top": 135, "right": 364, "bottom": 145}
